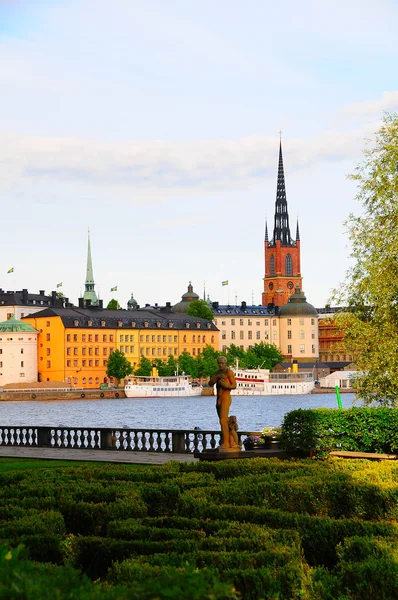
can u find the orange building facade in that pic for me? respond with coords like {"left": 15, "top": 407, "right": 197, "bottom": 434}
{"left": 23, "top": 307, "right": 219, "bottom": 388}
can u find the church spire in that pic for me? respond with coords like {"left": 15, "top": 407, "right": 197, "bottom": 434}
{"left": 264, "top": 219, "right": 269, "bottom": 242}
{"left": 272, "top": 139, "right": 292, "bottom": 245}
{"left": 83, "top": 228, "right": 99, "bottom": 306}
{"left": 296, "top": 218, "right": 300, "bottom": 241}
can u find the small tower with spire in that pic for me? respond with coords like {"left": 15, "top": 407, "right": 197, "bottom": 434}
{"left": 83, "top": 228, "right": 99, "bottom": 306}
{"left": 262, "top": 138, "right": 302, "bottom": 307}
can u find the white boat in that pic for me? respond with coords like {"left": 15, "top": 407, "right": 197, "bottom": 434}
{"left": 124, "top": 375, "right": 202, "bottom": 398}
{"left": 232, "top": 364, "right": 315, "bottom": 395}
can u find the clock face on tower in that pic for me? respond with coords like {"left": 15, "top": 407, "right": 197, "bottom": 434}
{"left": 268, "top": 282, "right": 274, "bottom": 290}
{"left": 287, "top": 281, "right": 294, "bottom": 290}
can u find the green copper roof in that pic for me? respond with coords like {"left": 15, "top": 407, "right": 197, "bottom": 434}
{"left": 83, "top": 229, "right": 99, "bottom": 306}
{"left": 0, "top": 315, "right": 38, "bottom": 333}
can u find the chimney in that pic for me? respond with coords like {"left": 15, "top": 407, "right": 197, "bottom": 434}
{"left": 64, "top": 297, "right": 69, "bottom": 307}
{"left": 51, "top": 291, "right": 57, "bottom": 306}
{"left": 98, "top": 299, "right": 103, "bottom": 309}
{"left": 212, "top": 301, "right": 219, "bottom": 309}
{"left": 78, "top": 297, "right": 84, "bottom": 308}
{"left": 86, "top": 299, "right": 91, "bottom": 307}
{"left": 241, "top": 301, "right": 247, "bottom": 310}
{"left": 22, "top": 289, "right": 28, "bottom": 304}
{"left": 39, "top": 290, "right": 45, "bottom": 296}
{"left": 267, "top": 302, "right": 274, "bottom": 312}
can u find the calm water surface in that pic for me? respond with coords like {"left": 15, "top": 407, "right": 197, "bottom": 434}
{"left": 0, "top": 393, "right": 357, "bottom": 431}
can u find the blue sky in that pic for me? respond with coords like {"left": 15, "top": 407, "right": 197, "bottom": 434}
{"left": 1, "top": 0, "right": 398, "bottom": 309}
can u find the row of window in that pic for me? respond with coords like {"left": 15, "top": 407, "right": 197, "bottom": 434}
{"left": 65, "top": 359, "right": 107, "bottom": 368}
{"left": 222, "top": 331, "right": 277, "bottom": 341}
{"left": 65, "top": 346, "right": 114, "bottom": 356}
{"left": 287, "top": 330, "right": 316, "bottom": 340}
{"left": 66, "top": 333, "right": 114, "bottom": 343}
{"left": 0, "top": 361, "right": 24, "bottom": 367}
{"left": 216, "top": 318, "right": 316, "bottom": 326}
{"left": 46, "top": 320, "right": 212, "bottom": 330}
{"left": 286, "top": 345, "right": 317, "bottom": 354}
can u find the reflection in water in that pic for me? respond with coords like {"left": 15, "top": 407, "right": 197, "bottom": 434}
{"left": 0, "top": 393, "right": 357, "bottom": 431}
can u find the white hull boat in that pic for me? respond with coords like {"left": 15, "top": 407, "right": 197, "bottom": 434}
{"left": 124, "top": 375, "right": 202, "bottom": 398}
{"left": 232, "top": 365, "right": 315, "bottom": 396}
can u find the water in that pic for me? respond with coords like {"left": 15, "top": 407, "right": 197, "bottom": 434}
{"left": 0, "top": 393, "right": 357, "bottom": 431}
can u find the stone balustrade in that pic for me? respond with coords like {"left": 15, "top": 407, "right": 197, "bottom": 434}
{"left": 0, "top": 426, "right": 257, "bottom": 454}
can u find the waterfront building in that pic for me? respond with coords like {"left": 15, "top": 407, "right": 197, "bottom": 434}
{"left": 0, "top": 315, "right": 38, "bottom": 386}
{"left": 23, "top": 307, "right": 219, "bottom": 388}
{"left": 316, "top": 306, "right": 353, "bottom": 363}
{"left": 262, "top": 140, "right": 302, "bottom": 307}
{"left": 211, "top": 301, "right": 279, "bottom": 353}
{"left": 0, "top": 288, "right": 65, "bottom": 321}
{"left": 279, "top": 287, "right": 319, "bottom": 360}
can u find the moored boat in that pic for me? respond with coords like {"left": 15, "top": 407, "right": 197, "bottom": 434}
{"left": 232, "top": 364, "right": 315, "bottom": 396}
{"left": 124, "top": 375, "right": 202, "bottom": 398}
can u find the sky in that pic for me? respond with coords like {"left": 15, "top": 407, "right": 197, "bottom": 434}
{"left": 1, "top": 0, "right": 398, "bottom": 310}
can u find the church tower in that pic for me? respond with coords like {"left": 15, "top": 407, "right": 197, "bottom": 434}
{"left": 262, "top": 139, "right": 302, "bottom": 307}
{"left": 83, "top": 229, "right": 99, "bottom": 306}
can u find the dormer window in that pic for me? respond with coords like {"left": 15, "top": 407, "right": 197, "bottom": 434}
{"left": 131, "top": 321, "right": 136, "bottom": 328}
{"left": 101, "top": 321, "right": 106, "bottom": 327}
{"left": 74, "top": 320, "right": 79, "bottom": 326}
{"left": 207, "top": 323, "right": 212, "bottom": 329}
{"left": 144, "top": 322, "right": 148, "bottom": 328}
{"left": 88, "top": 320, "right": 93, "bottom": 327}
{"left": 196, "top": 323, "right": 201, "bottom": 329}
{"left": 118, "top": 321, "right": 123, "bottom": 327}
{"left": 156, "top": 322, "right": 161, "bottom": 328}
{"left": 169, "top": 322, "right": 173, "bottom": 328}
{"left": 186, "top": 323, "right": 190, "bottom": 329}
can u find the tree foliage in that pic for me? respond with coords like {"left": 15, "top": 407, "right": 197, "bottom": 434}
{"left": 106, "top": 349, "right": 133, "bottom": 385}
{"left": 107, "top": 299, "right": 122, "bottom": 310}
{"left": 131, "top": 343, "right": 282, "bottom": 379}
{"left": 333, "top": 113, "right": 398, "bottom": 405}
{"left": 187, "top": 300, "right": 214, "bottom": 321}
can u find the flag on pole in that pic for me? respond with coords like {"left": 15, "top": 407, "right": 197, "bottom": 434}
{"left": 222, "top": 280, "right": 228, "bottom": 286}
{"left": 56, "top": 282, "right": 62, "bottom": 288}
{"left": 110, "top": 286, "right": 117, "bottom": 292}
{"left": 7, "top": 267, "right": 14, "bottom": 274}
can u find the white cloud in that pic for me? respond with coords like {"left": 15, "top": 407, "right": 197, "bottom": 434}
{"left": 340, "top": 91, "right": 398, "bottom": 119}
{"left": 0, "top": 114, "right": 386, "bottom": 196}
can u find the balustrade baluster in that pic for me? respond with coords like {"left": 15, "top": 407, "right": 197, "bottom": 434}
{"left": 148, "top": 432, "right": 155, "bottom": 451}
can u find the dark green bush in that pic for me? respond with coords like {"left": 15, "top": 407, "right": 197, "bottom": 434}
{"left": 281, "top": 407, "right": 398, "bottom": 457}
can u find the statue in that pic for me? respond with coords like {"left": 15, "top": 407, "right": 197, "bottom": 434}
{"left": 228, "top": 415, "right": 242, "bottom": 449}
{"left": 208, "top": 356, "right": 237, "bottom": 451}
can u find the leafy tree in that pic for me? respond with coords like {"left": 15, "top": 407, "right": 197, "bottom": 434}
{"left": 106, "top": 299, "right": 121, "bottom": 310}
{"left": 134, "top": 356, "right": 153, "bottom": 376}
{"left": 178, "top": 351, "right": 198, "bottom": 378}
{"left": 106, "top": 349, "right": 133, "bottom": 385}
{"left": 187, "top": 300, "right": 214, "bottom": 321}
{"left": 333, "top": 113, "right": 398, "bottom": 405}
{"left": 164, "top": 354, "right": 179, "bottom": 376}
{"left": 196, "top": 345, "right": 220, "bottom": 378}
{"left": 245, "top": 342, "right": 283, "bottom": 370}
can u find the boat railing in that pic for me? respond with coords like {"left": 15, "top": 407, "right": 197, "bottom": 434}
{"left": 0, "top": 426, "right": 258, "bottom": 454}
{"left": 269, "top": 372, "right": 314, "bottom": 381}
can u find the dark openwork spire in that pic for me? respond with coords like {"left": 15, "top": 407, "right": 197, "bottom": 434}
{"left": 296, "top": 219, "right": 300, "bottom": 241}
{"left": 264, "top": 219, "right": 269, "bottom": 242}
{"left": 271, "top": 140, "right": 292, "bottom": 245}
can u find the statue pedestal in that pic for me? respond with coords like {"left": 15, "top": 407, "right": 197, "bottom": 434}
{"left": 194, "top": 448, "right": 247, "bottom": 461}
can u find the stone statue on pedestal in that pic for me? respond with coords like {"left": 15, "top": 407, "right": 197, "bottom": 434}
{"left": 209, "top": 356, "right": 239, "bottom": 451}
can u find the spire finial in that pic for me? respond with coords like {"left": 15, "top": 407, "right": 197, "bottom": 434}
{"left": 279, "top": 129, "right": 282, "bottom": 142}
{"left": 83, "top": 229, "right": 99, "bottom": 306}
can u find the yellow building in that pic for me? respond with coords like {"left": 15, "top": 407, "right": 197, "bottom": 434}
{"left": 23, "top": 307, "right": 219, "bottom": 388}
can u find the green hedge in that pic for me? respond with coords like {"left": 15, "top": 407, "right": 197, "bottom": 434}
{"left": 281, "top": 407, "right": 398, "bottom": 457}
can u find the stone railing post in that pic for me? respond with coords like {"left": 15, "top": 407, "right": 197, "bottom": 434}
{"left": 37, "top": 427, "right": 49, "bottom": 447}
{"left": 172, "top": 431, "right": 186, "bottom": 453}
{"left": 101, "top": 429, "right": 116, "bottom": 450}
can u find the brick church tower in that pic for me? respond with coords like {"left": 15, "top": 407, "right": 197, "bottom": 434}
{"left": 262, "top": 140, "right": 302, "bottom": 307}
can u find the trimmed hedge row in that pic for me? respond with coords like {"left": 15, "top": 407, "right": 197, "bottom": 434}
{"left": 281, "top": 407, "right": 398, "bottom": 457}
{"left": 1, "top": 457, "right": 398, "bottom": 598}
